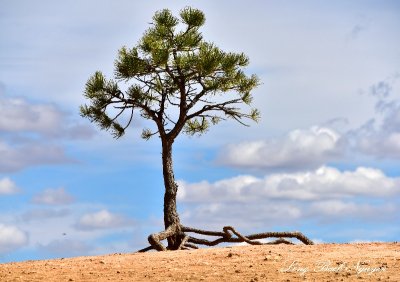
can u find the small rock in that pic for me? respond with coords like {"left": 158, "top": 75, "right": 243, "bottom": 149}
{"left": 264, "top": 255, "right": 272, "bottom": 261}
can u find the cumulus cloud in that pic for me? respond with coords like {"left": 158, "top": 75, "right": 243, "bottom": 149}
{"left": 0, "top": 87, "right": 94, "bottom": 173}
{"left": 358, "top": 132, "right": 400, "bottom": 158}
{"left": 8, "top": 204, "right": 139, "bottom": 259}
{"left": 177, "top": 167, "right": 400, "bottom": 229}
{"left": 0, "top": 177, "right": 19, "bottom": 195}
{"left": 178, "top": 166, "right": 399, "bottom": 202}
{"left": 356, "top": 100, "right": 400, "bottom": 158}
{"left": 350, "top": 75, "right": 400, "bottom": 158}
{"left": 0, "top": 94, "right": 95, "bottom": 139}
{"left": 180, "top": 201, "right": 304, "bottom": 230}
{"left": 0, "top": 224, "right": 28, "bottom": 254}
{"left": 218, "top": 127, "right": 343, "bottom": 170}
{"left": 0, "top": 83, "right": 97, "bottom": 174}
{"left": 0, "top": 97, "right": 64, "bottom": 134}
{"left": 0, "top": 141, "right": 71, "bottom": 172}
{"left": 308, "top": 200, "right": 397, "bottom": 221}
{"left": 221, "top": 74, "right": 400, "bottom": 170}
{"left": 75, "top": 209, "right": 132, "bottom": 231}
{"left": 358, "top": 131, "right": 400, "bottom": 159}
{"left": 32, "top": 188, "right": 75, "bottom": 205}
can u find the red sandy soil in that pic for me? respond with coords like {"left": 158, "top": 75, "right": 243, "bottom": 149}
{"left": 0, "top": 243, "right": 399, "bottom": 281}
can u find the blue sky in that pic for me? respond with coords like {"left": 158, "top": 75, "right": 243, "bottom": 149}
{"left": 0, "top": 0, "right": 399, "bottom": 262}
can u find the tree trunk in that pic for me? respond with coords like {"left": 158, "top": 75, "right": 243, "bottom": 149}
{"left": 161, "top": 138, "right": 182, "bottom": 249}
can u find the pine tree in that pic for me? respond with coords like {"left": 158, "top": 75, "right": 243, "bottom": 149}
{"left": 81, "top": 7, "right": 313, "bottom": 251}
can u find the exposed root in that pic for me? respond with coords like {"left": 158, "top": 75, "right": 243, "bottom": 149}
{"left": 177, "top": 235, "right": 190, "bottom": 250}
{"left": 137, "top": 224, "right": 313, "bottom": 252}
{"left": 146, "top": 223, "right": 181, "bottom": 251}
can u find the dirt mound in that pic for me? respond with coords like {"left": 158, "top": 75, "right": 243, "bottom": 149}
{"left": 1, "top": 243, "right": 399, "bottom": 281}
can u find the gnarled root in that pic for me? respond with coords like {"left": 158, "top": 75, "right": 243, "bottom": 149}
{"left": 137, "top": 224, "right": 313, "bottom": 252}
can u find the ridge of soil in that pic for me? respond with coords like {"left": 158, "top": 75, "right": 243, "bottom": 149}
{"left": 1, "top": 243, "right": 399, "bottom": 281}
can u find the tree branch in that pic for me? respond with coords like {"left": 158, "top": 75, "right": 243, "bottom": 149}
{"left": 186, "top": 98, "right": 242, "bottom": 121}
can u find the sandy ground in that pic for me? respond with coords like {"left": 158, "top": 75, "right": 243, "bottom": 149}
{"left": 0, "top": 243, "right": 399, "bottom": 281}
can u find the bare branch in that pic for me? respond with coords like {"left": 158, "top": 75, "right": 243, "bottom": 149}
{"left": 123, "top": 107, "right": 135, "bottom": 131}
{"left": 111, "top": 104, "right": 127, "bottom": 123}
{"left": 163, "top": 112, "right": 177, "bottom": 127}
{"left": 186, "top": 98, "right": 243, "bottom": 121}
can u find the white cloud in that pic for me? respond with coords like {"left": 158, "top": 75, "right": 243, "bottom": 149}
{"left": 179, "top": 166, "right": 399, "bottom": 203}
{"left": 311, "top": 239, "right": 325, "bottom": 244}
{"left": 358, "top": 132, "right": 400, "bottom": 158}
{"left": 11, "top": 204, "right": 115, "bottom": 252}
{"left": 0, "top": 140, "right": 72, "bottom": 172}
{"left": 0, "top": 203, "right": 138, "bottom": 259}
{"left": 32, "top": 188, "right": 75, "bottom": 205}
{"left": 0, "top": 177, "right": 19, "bottom": 195}
{"left": 75, "top": 209, "right": 132, "bottom": 231}
{"left": 20, "top": 209, "right": 70, "bottom": 222}
{"left": 0, "top": 91, "right": 92, "bottom": 173}
{"left": 350, "top": 77, "right": 400, "bottom": 158}
{"left": 0, "top": 97, "right": 64, "bottom": 134}
{"left": 38, "top": 239, "right": 92, "bottom": 257}
{"left": 177, "top": 167, "right": 400, "bottom": 230}
{"left": 219, "top": 127, "right": 343, "bottom": 170}
{"left": 349, "top": 239, "right": 375, "bottom": 243}
{"left": 217, "top": 74, "right": 400, "bottom": 169}
{"left": 0, "top": 224, "right": 28, "bottom": 254}
{"left": 308, "top": 200, "right": 397, "bottom": 221}
{"left": 180, "top": 201, "right": 304, "bottom": 230}
{"left": 358, "top": 100, "right": 400, "bottom": 158}
{"left": 0, "top": 94, "right": 95, "bottom": 139}
{"left": 0, "top": 81, "right": 97, "bottom": 171}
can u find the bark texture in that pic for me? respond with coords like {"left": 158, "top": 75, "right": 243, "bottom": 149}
{"left": 161, "top": 139, "right": 183, "bottom": 249}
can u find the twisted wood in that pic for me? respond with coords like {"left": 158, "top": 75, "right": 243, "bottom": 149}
{"left": 137, "top": 224, "right": 313, "bottom": 252}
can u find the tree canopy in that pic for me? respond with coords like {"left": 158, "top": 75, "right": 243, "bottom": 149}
{"left": 80, "top": 7, "right": 260, "bottom": 142}
{"left": 80, "top": 7, "right": 315, "bottom": 252}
